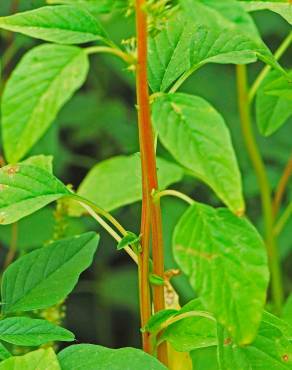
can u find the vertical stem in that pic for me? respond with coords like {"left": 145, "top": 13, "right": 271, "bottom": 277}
{"left": 236, "top": 65, "right": 283, "bottom": 314}
{"left": 135, "top": 0, "right": 167, "bottom": 364}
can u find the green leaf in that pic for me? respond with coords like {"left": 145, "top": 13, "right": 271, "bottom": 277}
{"left": 0, "top": 343, "right": 11, "bottom": 361}
{"left": 149, "top": 274, "right": 165, "bottom": 286}
{"left": 46, "top": 0, "right": 127, "bottom": 15}
{"left": 256, "top": 71, "right": 292, "bottom": 136}
{"left": 0, "top": 163, "right": 70, "bottom": 225}
{"left": 21, "top": 155, "right": 54, "bottom": 173}
{"left": 0, "top": 348, "right": 60, "bottom": 370}
{"left": 161, "top": 299, "right": 217, "bottom": 352}
{"left": 69, "top": 154, "right": 184, "bottom": 215}
{"left": 117, "top": 231, "right": 141, "bottom": 251}
{"left": 0, "top": 317, "right": 74, "bottom": 346}
{"left": 264, "top": 71, "right": 292, "bottom": 101}
{"left": 58, "top": 344, "right": 167, "bottom": 370}
{"left": 2, "top": 44, "right": 89, "bottom": 163}
{"left": 144, "top": 309, "right": 178, "bottom": 334}
{"left": 0, "top": 5, "right": 106, "bottom": 44}
{"left": 173, "top": 202, "right": 269, "bottom": 345}
{"left": 148, "top": 2, "right": 278, "bottom": 92}
{"left": 152, "top": 93, "right": 244, "bottom": 213}
{"left": 1, "top": 232, "right": 99, "bottom": 314}
{"left": 241, "top": 1, "right": 292, "bottom": 25}
{"left": 191, "top": 347, "right": 218, "bottom": 370}
{"left": 221, "top": 314, "right": 292, "bottom": 369}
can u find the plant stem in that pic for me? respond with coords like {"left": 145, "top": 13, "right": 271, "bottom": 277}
{"left": 273, "top": 154, "right": 292, "bottom": 217}
{"left": 274, "top": 202, "right": 292, "bottom": 237}
{"left": 135, "top": 0, "right": 167, "bottom": 363}
{"left": 79, "top": 201, "right": 138, "bottom": 264}
{"left": 249, "top": 31, "right": 292, "bottom": 103}
{"left": 236, "top": 65, "right": 283, "bottom": 314}
{"left": 216, "top": 323, "right": 225, "bottom": 370}
{"left": 155, "top": 189, "right": 195, "bottom": 206}
{"left": 85, "top": 46, "right": 135, "bottom": 64}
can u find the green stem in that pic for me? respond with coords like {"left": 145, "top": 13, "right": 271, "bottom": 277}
{"left": 85, "top": 46, "right": 135, "bottom": 65}
{"left": 169, "top": 63, "right": 203, "bottom": 94}
{"left": 249, "top": 31, "right": 292, "bottom": 103}
{"left": 154, "top": 189, "right": 195, "bottom": 206}
{"left": 216, "top": 323, "right": 225, "bottom": 370}
{"left": 274, "top": 202, "right": 292, "bottom": 237}
{"left": 236, "top": 65, "right": 283, "bottom": 314}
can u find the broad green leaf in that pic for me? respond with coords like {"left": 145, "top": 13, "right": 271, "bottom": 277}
{"left": 46, "top": 0, "right": 127, "bottom": 15}
{"left": 241, "top": 1, "right": 292, "bottom": 24}
{"left": 173, "top": 202, "right": 269, "bottom": 345}
{"left": 191, "top": 347, "right": 218, "bottom": 370}
{"left": 148, "top": 2, "right": 278, "bottom": 92}
{"left": 1, "top": 232, "right": 99, "bottom": 314}
{"left": 69, "top": 154, "right": 184, "bottom": 215}
{"left": 264, "top": 71, "right": 292, "bottom": 101}
{"left": 161, "top": 299, "right": 217, "bottom": 352}
{"left": 21, "top": 155, "right": 53, "bottom": 173}
{"left": 0, "top": 348, "right": 60, "bottom": 370}
{"left": 58, "top": 344, "right": 167, "bottom": 370}
{"left": 256, "top": 71, "right": 292, "bottom": 136}
{"left": 0, "top": 163, "right": 70, "bottom": 225}
{"left": 152, "top": 93, "right": 244, "bottom": 213}
{"left": 2, "top": 44, "right": 89, "bottom": 163}
{"left": 0, "top": 5, "right": 106, "bottom": 44}
{"left": 0, "top": 343, "right": 11, "bottom": 360}
{"left": 221, "top": 314, "right": 292, "bottom": 369}
{"left": 0, "top": 317, "right": 74, "bottom": 346}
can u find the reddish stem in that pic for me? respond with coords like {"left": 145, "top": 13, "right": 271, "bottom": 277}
{"left": 273, "top": 154, "right": 292, "bottom": 216}
{"left": 135, "top": 0, "right": 167, "bottom": 364}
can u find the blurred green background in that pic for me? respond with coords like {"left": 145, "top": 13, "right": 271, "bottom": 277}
{"left": 0, "top": 0, "right": 291, "bottom": 350}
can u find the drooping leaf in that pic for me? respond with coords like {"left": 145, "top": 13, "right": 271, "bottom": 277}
{"left": 0, "top": 5, "right": 106, "bottom": 44}
{"left": 69, "top": 154, "right": 184, "bottom": 215}
{"left": 0, "top": 348, "right": 60, "bottom": 370}
{"left": 0, "top": 163, "right": 70, "bottom": 225}
{"left": 241, "top": 1, "right": 292, "bottom": 25}
{"left": 264, "top": 71, "right": 292, "bottom": 101}
{"left": 144, "top": 309, "right": 178, "bottom": 334}
{"left": 0, "top": 317, "right": 74, "bottom": 346}
{"left": 173, "top": 202, "right": 269, "bottom": 345}
{"left": 1, "top": 232, "right": 99, "bottom": 314}
{"left": 161, "top": 299, "right": 217, "bottom": 352}
{"left": 2, "top": 44, "right": 89, "bottom": 163}
{"left": 152, "top": 93, "right": 244, "bottom": 213}
{"left": 58, "top": 344, "right": 167, "bottom": 370}
{"left": 148, "top": 2, "right": 279, "bottom": 92}
{"left": 256, "top": 71, "right": 292, "bottom": 136}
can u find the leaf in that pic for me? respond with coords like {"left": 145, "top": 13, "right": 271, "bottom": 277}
{"left": 148, "top": 2, "right": 278, "bottom": 92}
{"left": 1, "top": 232, "right": 99, "bottom": 314}
{"left": 21, "top": 155, "right": 54, "bottom": 173}
{"left": 144, "top": 309, "right": 178, "bottom": 334}
{"left": 0, "top": 343, "right": 11, "bottom": 361}
{"left": 161, "top": 299, "right": 217, "bottom": 352}
{"left": 0, "top": 5, "right": 106, "bottom": 44}
{"left": 117, "top": 231, "right": 141, "bottom": 251}
{"left": 58, "top": 344, "right": 168, "bottom": 370}
{"left": 191, "top": 347, "right": 219, "bottom": 370}
{"left": 69, "top": 154, "right": 184, "bottom": 215}
{"left": 256, "top": 71, "right": 292, "bottom": 136}
{"left": 173, "top": 202, "right": 269, "bottom": 345}
{"left": 46, "top": 0, "right": 127, "bottom": 15}
{"left": 152, "top": 93, "right": 244, "bottom": 213}
{"left": 0, "top": 317, "right": 74, "bottom": 346}
{"left": 241, "top": 1, "right": 292, "bottom": 25}
{"left": 264, "top": 72, "right": 292, "bottom": 101}
{"left": 0, "top": 348, "right": 60, "bottom": 370}
{"left": 2, "top": 44, "right": 89, "bottom": 163}
{"left": 0, "top": 163, "right": 70, "bottom": 225}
